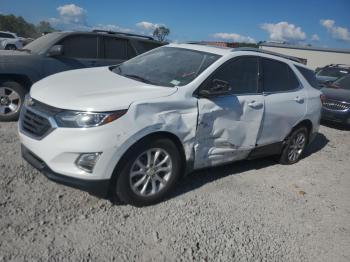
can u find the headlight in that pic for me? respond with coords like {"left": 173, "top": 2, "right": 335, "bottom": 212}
{"left": 55, "top": 110, "right": 127, "bottom": 128}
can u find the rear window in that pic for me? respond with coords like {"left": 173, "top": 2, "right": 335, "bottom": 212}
{"left": 139, "top": 41, "right": 162, "bottom": 51}
{"left": 317, "top": 67, "right": 349, "bottom": 78}
{"left": 334, "top": 75, "right": 350, "bottom": 90}
{"left": 0, "top": 32, "right": 14, "bottom": 38}
{"left": 262, "top": 58, "right": 300, "bottom": 92}
{"left": 296, "top": 66, "right": 319, "bottom": 89}
{"left": 104, "top": 37, "right": 136, "bottom": 60}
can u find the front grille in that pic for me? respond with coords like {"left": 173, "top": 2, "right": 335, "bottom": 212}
{"left": 323, "top": 99, "right": 350, "bottom": 111}
{"left": 20, "top": 98, "right": 61, "bottom": 139}
{"left": 21, "top": 109, "right": 52, "bottom": 138}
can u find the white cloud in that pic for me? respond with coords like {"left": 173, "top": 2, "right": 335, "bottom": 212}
{"left": 320, "top": 19, "right": 350, "bottom": 41}
{"left": 320, "top": 19, "right": 334, "bottom": 29}
{"left": 212, "top": 32, "right": 256, "bottom": 43}
{"left": 311, "top": 34, "right": 320, "bottom": 41}
{"left": 56, "top": 4, "right": 87, "bottom": 25}
{"left": 136, "top": 21, "right": 158, "bottom": 31}
{"left": 49, "top": 4, "right": 132, "bottom": 32}
{"left": 49, "top": 4, "right": 88, "bottom": 30}
{"left": 57, "top": 4, "right": 86, "bottom": 18}
{"left": 260, "top": 21, "right": 306, "bottom": 42}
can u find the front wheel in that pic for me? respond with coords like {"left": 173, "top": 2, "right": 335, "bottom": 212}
{"left": 0, "top": 81, "right": 26, "bottom": 121}
{"left": 279, "top": 127, "right": 308, "bottom": 165}
{"left": 115, "top": 138, "right": 182, "bottom": 206}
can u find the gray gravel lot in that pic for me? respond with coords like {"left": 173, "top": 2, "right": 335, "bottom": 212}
{"left": 0, "top": 121, "right": 349, "bottom": 262}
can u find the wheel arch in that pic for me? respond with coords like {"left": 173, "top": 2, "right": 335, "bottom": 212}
{"left": 293, "top": 119, "right": 312, "bottom": 133}
{"left": 289, "top": 119, "right": 313, "bottom": 143}
{"left": 0, "top": 74, "right": 32, "bottom": 92}
{"left": 108, "top": 131, "right": 187, "bottom": 197}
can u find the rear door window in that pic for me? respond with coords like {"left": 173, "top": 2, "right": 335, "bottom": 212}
{"left": 59, "top": 35, "right": 98, "bottom": 59}
{"left": 296, "top": 66, "right": 319, "bottom": 89}
{"left": 104, "top": 37, "right": 136, "bottom": 60}
{"left": 262, "top": 58, "right": 299, "bottom": 92}
{"left": 139, "top": 41, "right": 162, "bottom": 51}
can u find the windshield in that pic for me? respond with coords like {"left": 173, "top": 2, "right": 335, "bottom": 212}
{"left": 24, "top": 32, "right": 62, "bottom": 54}
{"left": 317, "top": 67, "right": 349, "bottom": 78}
{"left": 334, "top": 75, "right": 350, "bottom": 90}
{"left": 113, "top": 47, "right": 221, "bottom": 87}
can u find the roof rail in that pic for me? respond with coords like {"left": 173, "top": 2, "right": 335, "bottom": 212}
{"left": 234, "top": 47, "right": 303, "bottom": 63}
{"left": 328, "top": 64, "right": 350, "bottom": 67}
{"left": 184, "top": 41, "right": 233, "bottom": 49}
{"left": 92, "top": 29, "right": 154, "bottom": 40}
{"left": 185, "top": 41, "right": 207, "bottom": 45}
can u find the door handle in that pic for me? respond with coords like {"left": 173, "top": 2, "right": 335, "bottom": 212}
{"left": 294, "top": 96, "right": 304, "bottom": 103}
{"left": 248, "top": 101, "right": 263, "bottom": 108}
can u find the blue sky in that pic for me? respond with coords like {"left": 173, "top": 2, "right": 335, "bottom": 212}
{"left": 1, "top": 0, "right": 350, "bottom": 48}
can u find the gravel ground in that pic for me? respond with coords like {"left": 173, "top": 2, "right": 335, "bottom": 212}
{"left": 0, "top": 121, "right": 349, "bottom": 262}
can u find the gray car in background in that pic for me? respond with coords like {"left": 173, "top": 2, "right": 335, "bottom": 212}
{"left": 321, "top": 75, "right": 350, "bottom": 126}
{"left": 0, "top": 30, "right": 164, "bottom": 121}
{"left": 316, "top": 64, "right": 350, "bottom": 88}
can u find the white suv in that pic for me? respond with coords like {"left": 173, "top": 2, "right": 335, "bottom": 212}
{"left": 19, "top": 44, "right": 322, "bottom": 206}
{"left": 0, "top": 31, "right": 23, "bottom": 50}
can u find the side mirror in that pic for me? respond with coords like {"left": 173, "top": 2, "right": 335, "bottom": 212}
{"left": 47, "top": 45, "right": 63, "bottom": 57}
{"left": 198, "top": 79, "right": 232, "bottom": 98}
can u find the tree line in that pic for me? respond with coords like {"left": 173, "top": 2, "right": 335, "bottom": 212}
{"left": 0, "top": 14, "right": 55, "bottom": 38}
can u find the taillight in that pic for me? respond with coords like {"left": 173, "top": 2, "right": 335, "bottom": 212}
{"left": 320, "top": 94, "right": 326, "bottom": 105}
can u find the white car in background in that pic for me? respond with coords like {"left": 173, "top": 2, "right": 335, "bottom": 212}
{"left": 0, "top": 31, "right": 23, "bottom": 50}
{"left": 18, "top": 44, "right": 323, "bottom": 206}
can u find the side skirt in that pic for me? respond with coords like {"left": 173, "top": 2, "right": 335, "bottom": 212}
{"left": 247, "top": 141, "right": 284, "bottom": 160}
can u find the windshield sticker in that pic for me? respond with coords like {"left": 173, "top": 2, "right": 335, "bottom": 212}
{"left": 170, "top": 80, "right": 181, "bottom": 86}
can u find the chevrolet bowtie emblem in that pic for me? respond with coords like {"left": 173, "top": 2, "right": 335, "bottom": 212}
{"left": 27, "top": 98, "right": 35, "bottom": 106}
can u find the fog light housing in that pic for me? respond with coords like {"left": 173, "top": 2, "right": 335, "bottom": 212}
{"left": 75, "top": 153, "right": 101, "bottom": 173}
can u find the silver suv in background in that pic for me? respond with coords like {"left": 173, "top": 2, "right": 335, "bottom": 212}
{"left": 0, "top": 31, "right": 23, "bottom": 50}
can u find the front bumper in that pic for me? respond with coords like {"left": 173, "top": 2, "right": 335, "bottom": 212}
{"left": 321, "top": 108, "right": 350, "bottom": 125}
{"left": 21, "top": 145, "right": 110, "bottom": 198}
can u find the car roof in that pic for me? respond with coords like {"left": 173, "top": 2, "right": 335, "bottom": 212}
{"left": 168, "top": 43, "right": 233, "bottom": 56}
{"left": 168, "top": 43, "right": 308, "bottom": 67}
{"left": 56, "top": 31, "right": 161, "bottom": 43}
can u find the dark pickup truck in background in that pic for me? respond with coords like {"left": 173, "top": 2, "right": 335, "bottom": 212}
{"left": 0, "top": 30, "right": 164, "bottom": 121}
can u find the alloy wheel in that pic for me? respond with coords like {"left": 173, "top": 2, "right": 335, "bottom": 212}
{"left": 287, "top": 133, "right": 306, "bottom": 162}
{"left": 129, "top": 148, "right": 173, "bottom": 197}
{"left": 0, "top": 87, "right": 21, "bottom": 116}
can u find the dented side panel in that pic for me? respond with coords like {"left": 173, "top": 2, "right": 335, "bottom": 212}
{"left": 194, "top": 94, "right": 264, "bottom": 169}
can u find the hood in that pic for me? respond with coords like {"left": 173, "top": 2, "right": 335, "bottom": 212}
{"left": 321, "top": 87, "right": 350, "bottom": 103}
{"left": 30, "top": 67, "right": 178, "bottom": 111}
{"left": 316, "top": 75, "right": 337, "bottom": 83}
{"left": 0, "top": 50, "right": 32, "bottom": 62}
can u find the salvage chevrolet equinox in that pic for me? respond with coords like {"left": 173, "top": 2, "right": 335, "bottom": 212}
{"left": 19, "top": 44, "right": 322, "bottom": 206}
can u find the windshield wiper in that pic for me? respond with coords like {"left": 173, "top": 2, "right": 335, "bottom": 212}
{"left": 123, "top": 74, "right": 153, "bottom": 84}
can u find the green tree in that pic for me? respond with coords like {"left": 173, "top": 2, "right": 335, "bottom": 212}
{"left": 36, "top": 21, "right": 55, "bottom": 34}
{"left": 153, "top": 26, "right": 170, "bottom": 42}
{"left": 0, "top": 14, "right": 56, "bottom": 38}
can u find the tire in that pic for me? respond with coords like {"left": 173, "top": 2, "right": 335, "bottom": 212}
{"left": 114, "top": 138, "right": 182, "bottom": 207}
{"left": 279, "top": 126, "right": 309, "bottom": 165}
{"left": 5, "top": 44, "right": 17, "bottom": 50}
{"left": 0, "top": 80, "right": 26, "bottom": 121}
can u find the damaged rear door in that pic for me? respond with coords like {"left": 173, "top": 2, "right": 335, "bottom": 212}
{"left": 194, "top": 56, "right": 264, "bottom": 169}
